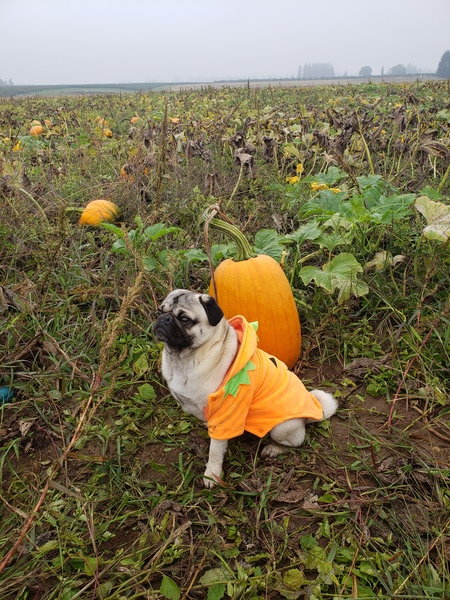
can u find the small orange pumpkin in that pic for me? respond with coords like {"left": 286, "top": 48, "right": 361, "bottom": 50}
{"left": 204, "top": 209, "right": 301, "bottom": 368}
{"left": 120, "top": 163, "right": 134, "bottom": 182}
{"left": 30, "top": 125, "right": 44, "bottom": 136}
{"left": 79, "top": 199, "right": 120, "bottom": 226}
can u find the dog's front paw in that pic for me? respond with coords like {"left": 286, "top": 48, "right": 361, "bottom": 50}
{"left": 203, "top": 467, "right": 221, "bottom": 488}
{"left": 261, "top": 443, "right": 286, "bottom": 459}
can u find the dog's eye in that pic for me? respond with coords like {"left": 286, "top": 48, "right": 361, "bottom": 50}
{"left": 178, "top": 315, "right": 192, "bottom": 325}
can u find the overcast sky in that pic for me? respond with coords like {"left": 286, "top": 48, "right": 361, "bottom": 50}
{"left": 1, "top": 0, "right": 449, "bottom": 85}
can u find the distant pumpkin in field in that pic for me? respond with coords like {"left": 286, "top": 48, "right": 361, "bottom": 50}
{"left": 120, "top": 163, "right": 134, "bottom": 182}
{"left": 103, "top": 128, "right": 113, "bottom": 138}
{"left": 130, "top": 116, "right": 139, "bottom": 124}
{"left": 79, "top": 199, "right": 120, "bottom": 226}
{"left": 30, "top": 125, "right": 44, "bottom": 136}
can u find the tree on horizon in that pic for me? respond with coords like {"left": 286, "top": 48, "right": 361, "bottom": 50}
{"left": 436, "top": 50, "right": 450, "bottom": 78}
{"left": 359, "top": 66, "right": 372, "bottom": 77}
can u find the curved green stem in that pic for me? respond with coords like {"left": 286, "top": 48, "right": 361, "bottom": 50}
{"left": 202, "top": 207, "right": 256, "bottom": 261}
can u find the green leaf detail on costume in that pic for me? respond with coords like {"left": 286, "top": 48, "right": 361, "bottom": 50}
{"left": 249, "top": 321, "right": 258, "bottom": 332}
{"left": 224, "top": 360, "right": 256, "bottom": 398}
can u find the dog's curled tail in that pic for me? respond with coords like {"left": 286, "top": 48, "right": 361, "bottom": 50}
{"left": 309, "top": 389, "right": 338, "bottom": 422}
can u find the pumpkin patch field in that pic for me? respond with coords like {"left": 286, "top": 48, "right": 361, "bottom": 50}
{"left": 1, "top": 82, "right": 450, "bottom": 599}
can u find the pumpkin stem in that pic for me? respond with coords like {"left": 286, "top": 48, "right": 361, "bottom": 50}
{"left": 202, "top": 205, "right": 256, "bottom": 261}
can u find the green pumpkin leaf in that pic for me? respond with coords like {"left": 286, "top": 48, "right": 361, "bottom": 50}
{"left": 285, "top": 221, "right": 323, "bottom": 245}
{"left": 143, "top": 223, "right": 180, "bottom": 241}
{"left": 254, "top": 229, "right": 290, "bottom": 262}
{"left": 224, "top": 360, "right": 256, "bottom": 398}
{"left": 299, "top": 253, "right": 368, "bottom": 304}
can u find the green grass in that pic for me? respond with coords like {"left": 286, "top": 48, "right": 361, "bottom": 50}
{"left": 0, "top": 81, "right": 449, "bottom": 599}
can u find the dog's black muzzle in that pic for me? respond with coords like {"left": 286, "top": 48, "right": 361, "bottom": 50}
{"left": 152, "top": 313, "right": 192, "bottom": 349}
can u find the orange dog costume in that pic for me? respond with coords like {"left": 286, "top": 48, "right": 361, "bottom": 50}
{"left": 205, "top": 316, "right": 324, "bottom": 440}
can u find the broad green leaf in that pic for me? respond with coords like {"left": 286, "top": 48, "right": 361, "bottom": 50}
{"left": 110, "top": 239, "right": 128, "bottom": 254}
{"left": 207, "top": 583, "right": 226, "bottom": 600}
{"left": 160, "top": 574, "right": 181, "bottom": 600}
{"left": 299, "top": 266, "right": 334, "bottom": 293}
{"left": 368, "top": 193, "right": 414, "bottom": 223}
{"left": 323, "top": 252, "right": 363, "bottom": 277}
{"left": 84, "top": 555, "right": 98, "bottom": 577}
{"left": 302, "top": 166, "right": 344, "bottom": 185}
{"left": 285, "top": 221, "right": 323, "bottom": 245}
{"left": 299, "top": 253, "right": 367, "bottom": 303}
{"left": 199, "top": 568, "right": 232, "bottom": 586}
{"left": 211, "top": 243, "right": 236, "bottom": 265}
{"left": 134, "top": 214, "right": 144, "bottom": 228}
{"left": 133, "top": 354, "right": 149, "bottom": 377}
{"left": 144, "top": 223, "right": 180, "bottom": 241}
{"left": 415, "top": 195, "right": 450, "bottom": 242}
{"left": 254, "top": 229, "right": 290, "bottom": 261}
{"left": 38, "top": 540, "right": 59, "bottom": 553}
{"left": 283, "top": 568, "right": 307, "bottom": 589}
{"left": 356, "top": 174, "right": 384, "bottom": 190}
{"left": 143, "top": 256, "right": 158, "bottom": 271}
{"left": 99, "top": 223, "right": 125, "bottom": 237}
{"left": 138, "top": 383, "right": 156, "bottom": 400}
{"left": 183, "top": 248, "right": 209, "bottom": 263}
{"left": 337, "top": 278, "right": 369, "bottom": 304}
{"left": 282, "top": 142, "right": 302, "bottom": 160}
{"left": 315, "top": 231, "right": 350, "bottom": 251}
{"left": 299, "top": 191, "right": 343, "bottom": 218}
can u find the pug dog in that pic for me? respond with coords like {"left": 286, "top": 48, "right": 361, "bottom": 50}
{"left": 153, "top": 289, "right": 338, "bottom": 488}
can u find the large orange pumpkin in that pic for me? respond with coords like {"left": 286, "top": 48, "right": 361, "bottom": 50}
{"left": 79, "top": 199, "right": 120, "bottom": 226}
{"left": 204, "top": 210, "right": 301, "bottom": 368}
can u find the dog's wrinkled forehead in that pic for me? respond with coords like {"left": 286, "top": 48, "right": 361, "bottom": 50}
{"left": 159, "top": 289, "right": 198, "bottom": 314}
{"left": 158, "top": 289, "right": 224, "bottom": 327}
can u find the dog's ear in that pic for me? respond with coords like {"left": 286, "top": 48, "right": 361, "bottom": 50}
{"left": 199, "top": 294, "right": 224, "bottom": 326}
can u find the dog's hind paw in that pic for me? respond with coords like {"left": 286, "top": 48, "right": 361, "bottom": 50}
{"left": 261, "top": 443, "right": 286, "bottom": 459}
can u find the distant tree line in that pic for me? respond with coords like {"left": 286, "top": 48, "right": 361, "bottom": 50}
{"left": 297, "top": 63, "right": 335, "bottom": 79}
{"left": 0, "top": 79, "right": 14, "bottom": 86}
{"left": 297, "top": 51, "right": 450, "bottom": 80}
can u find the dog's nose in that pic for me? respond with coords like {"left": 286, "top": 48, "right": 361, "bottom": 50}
{"left": 158, "top": 313, "right": 173, "bottom": 325}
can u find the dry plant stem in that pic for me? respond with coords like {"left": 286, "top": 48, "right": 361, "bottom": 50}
{"left": 438, "top": 162, "right": 450, "bottom": 192}
{"left": 223, "top": 162, "right": 244, "bottom": 210}
{"left": 203, "top": 204, "right": 220, "bottom": 301}
{"left": 0, "top": 270, "right": 145, "bottom": 575}
{"left": 181, "top": 549, "right": 209, "bottom": 600}
{"left": 154, "top": 102, "right": 168, "bottom": 213}
{"left": 203, "top": 203, "right": 238, "bottom": 302}
{"left": 0, "top": 480, "right": 50, "bottom": 574}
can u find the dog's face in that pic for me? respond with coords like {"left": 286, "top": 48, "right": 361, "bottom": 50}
{"left": 153, "top": 289, "right": 224, "bottom": 350}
